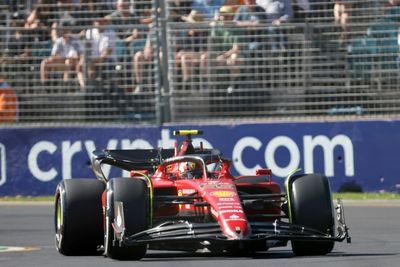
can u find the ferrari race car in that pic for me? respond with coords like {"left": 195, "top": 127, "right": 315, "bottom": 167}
{"left": 54, "top": 130, "right": 351, "bottom": 260}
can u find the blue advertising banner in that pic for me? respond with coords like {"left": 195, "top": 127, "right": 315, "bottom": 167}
{"left": 0, "top": 121, "right": 399, "bottom": 196}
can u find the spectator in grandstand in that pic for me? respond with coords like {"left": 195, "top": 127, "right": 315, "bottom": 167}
{"left": 189, "top": 0, "right": 226, "bottom": 21}
{"left": 234, "top": 0, "right": 267, "bottom": 54}
{"left": 385, "top": 0, "right": 400, "bottom": 19}
{"left": 106, "top": 0, "right": 151, "bottom": 90}
{"left": 255, "top": 0, "right": 293, "bottom": 23}
{"left": 133, "top": 0, "right": 153, "bottom": 25}
{"left": 169, "top": 0, "right": 193, "bottom": 22}
{"left": 0, "top": 74, "right": 18, "bottom": 123}
{"left": 55, "top": 0, "right": 79, "bottom": 24}
{"left": 106, "top": 0, "right": 140, "bottom": 41}
{"left": 79, "top": 0, "right": 110, "bottom": 25}
{"left": 175, "top": 9, "right": 209, "bottom": 85}
{"left": 132, "top": 31, "right": 155, "bottom": 93}
{"left": 255, "top": 0, "right": 293, "bottom": 51}
{"left": 7, "top": 13, "right": 34, "bottom": 59}
{"left": 388, "top": 0, "right": 400, "bottom": 5}
{"left": 208, "top": 5, "right": 240, "bottom": 93}
{"left": 333, "top": 0, "right": 352, "bottom": 44}
{"left": 224, "top": 0, "right": 245, "bottom": 12}
{"left": 25, "top": 0, "right": 58, "bottom": 42}
{"left": 3, "top": 13, "right": 35, "bottom": 90}
{"left": 292, "top": 0, "right": 310, "bottom": 21}
{"left": 7, "top": 0, "right": 38, "bottom": 15}
{"left": 40, "top": 21, "right": 85, "bottom": 88}
{"left": 86, "top": 17, "right": 117, "bottom": 81}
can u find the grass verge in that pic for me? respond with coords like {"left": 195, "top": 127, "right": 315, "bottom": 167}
{"left": 333, "top": 192, "right": 400, "bottom": 200}
{"left": 0, "top": 196, "right": 54, "bottom": 202}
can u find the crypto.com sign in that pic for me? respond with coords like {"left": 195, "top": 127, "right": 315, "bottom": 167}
{"left": 23, "top": 130, "right": 353, "bottom": 183}
{"left": 1, "top": 121, "right": 399, "bottom": 195}
{"left": 231, "top": 134, "right": 354, "bottom": 178}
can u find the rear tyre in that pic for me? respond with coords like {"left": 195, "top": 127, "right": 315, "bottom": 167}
{"left": 54, "top": 179, "right": 105, "bottom": 255}
{"left": 286, "top": 174, "right": 335, "bottom": 256}
{"left": 105, "top": 178, "right": 149, "bottom": 260}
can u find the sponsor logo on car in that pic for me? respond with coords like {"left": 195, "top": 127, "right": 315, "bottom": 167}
{"left": 217, "top": 197, "right": 235, "bottom": 202}
{"left": 220, "top": 209, "right": 244, "bottom": 214}
{"left": 210, "top": 191, "right": 236, "bottom": 197}
{"left": 229, "top": 214, "right": 239, "bottom": 219}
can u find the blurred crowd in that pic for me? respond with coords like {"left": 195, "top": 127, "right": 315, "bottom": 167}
{"left": 0, "top": 1, "right": 336, "bottom": 91}
{"left": 1, "top": 0, "right": 400, "bottom": 123}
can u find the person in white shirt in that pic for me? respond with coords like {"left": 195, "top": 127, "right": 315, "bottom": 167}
{"left": 40, "top": 24, "right": 85, "bottom": 89}
{"left": 86, "top": 17, "right": 117, "bottom": 81}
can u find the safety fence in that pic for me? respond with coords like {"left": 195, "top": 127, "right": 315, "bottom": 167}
{"left": 1, "top": 1, "right": 400, "bottom": 124}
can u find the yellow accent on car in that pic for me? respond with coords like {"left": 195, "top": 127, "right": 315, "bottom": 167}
{"left": 173, "top": 130, "right": 203, "bottom": 136}
{"left": 131, "top": 171, "right": 153, "bottom": 226}
{"left": 210, "top": 191, "right": 236, "bottom": 197}
{"left": 285, "top": 168, "right": 302, "bottom": 223}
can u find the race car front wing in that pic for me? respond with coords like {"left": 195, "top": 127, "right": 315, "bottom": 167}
{"left": 111, "top": 199, "right": 351, "bottom": 247}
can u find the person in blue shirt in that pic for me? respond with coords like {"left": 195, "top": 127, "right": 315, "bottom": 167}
{"left": 256, "top": 0, "right": 293, "bottom": 51}
{"left": 234, "top": 0, "right": 268, "bottom": 54}
{"left": 191, "top": 0, "right": 226, "bottom": 21}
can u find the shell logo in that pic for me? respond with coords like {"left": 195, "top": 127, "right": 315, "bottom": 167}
{"left": 210, "top": 191, "right": 236, "bottom": 197}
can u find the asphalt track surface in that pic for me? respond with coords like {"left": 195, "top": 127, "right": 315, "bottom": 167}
{"left": 0, "top": 201, "right": 399, "bottom": 267}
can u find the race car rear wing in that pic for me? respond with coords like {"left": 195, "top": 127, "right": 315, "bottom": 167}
{"left": 92, "top": 148, "right": 175, "bottom": 182}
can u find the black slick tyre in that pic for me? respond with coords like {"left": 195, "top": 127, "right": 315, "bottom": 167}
{"left": 54, "top": 179, "right": 105, "bottom": 255}
{"left": 286, "top": 174, "right": 335, "bottom": 256}
{"left": 105, "top": 178, "right": 149, "bottom": 260}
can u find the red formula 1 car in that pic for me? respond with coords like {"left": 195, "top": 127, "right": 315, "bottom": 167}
{"left": 54, "top": 130, "right": 351, "bottom": 260}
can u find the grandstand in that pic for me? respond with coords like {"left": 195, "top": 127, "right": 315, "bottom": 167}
{"left": 1, "top": 0, "right": 400, "bottom": 124}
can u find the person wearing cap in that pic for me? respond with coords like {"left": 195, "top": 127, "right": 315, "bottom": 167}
{"left": 40, "top": 21, "right": 85, "bottom": 89}
{"left": 206, "top": 5, "right": 240, "bottom": 93}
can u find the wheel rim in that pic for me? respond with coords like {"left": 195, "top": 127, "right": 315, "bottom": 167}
{"left": 55, "top": 194, "right": 63, "bottom": 249}
{"left": 57, "top": 198, "right": 62, "bottom": 230}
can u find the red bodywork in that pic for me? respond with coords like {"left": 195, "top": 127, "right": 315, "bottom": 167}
{"left": 91, "top": 130, "right": 351, "bottom": 255}
{"left": 100, "top": 135, "right": 282, "bottom": 241}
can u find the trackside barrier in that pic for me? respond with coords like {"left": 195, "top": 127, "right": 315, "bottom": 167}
{"left": 1, "top": 121, "right": 400, "bottom": 196}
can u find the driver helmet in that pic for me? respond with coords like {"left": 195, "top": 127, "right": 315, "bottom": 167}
{"left": 179, "top": 162, "right": 202, "bottom": 179}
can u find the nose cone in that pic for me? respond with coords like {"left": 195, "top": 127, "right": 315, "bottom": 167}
{"left": 203, "top": 187, "right": 250, "bottom": 239}
{"left": 219, "top": 213, "right": 249, "bottom": 239}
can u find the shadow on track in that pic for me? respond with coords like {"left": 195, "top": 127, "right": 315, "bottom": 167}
{"left": 140, "top": 250, "right": 398, "bottom": 262}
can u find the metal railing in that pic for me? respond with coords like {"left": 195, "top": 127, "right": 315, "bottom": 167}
{"left": 1, "top": 1, "right": 400, "bottom": 125}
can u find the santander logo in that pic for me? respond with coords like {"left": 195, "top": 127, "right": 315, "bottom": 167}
{"left": 210, "top": 191, "right": 236, "bottom": 197}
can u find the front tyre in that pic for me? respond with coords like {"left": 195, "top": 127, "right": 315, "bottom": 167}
{"left": 105, "top": 178, "right": 149, "bottom": 260}
{"left": 54, "top": 179, "right": 105, "bottom": 255}
{"left": 286, "top": 174, "right": 335, "bottom": 256}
